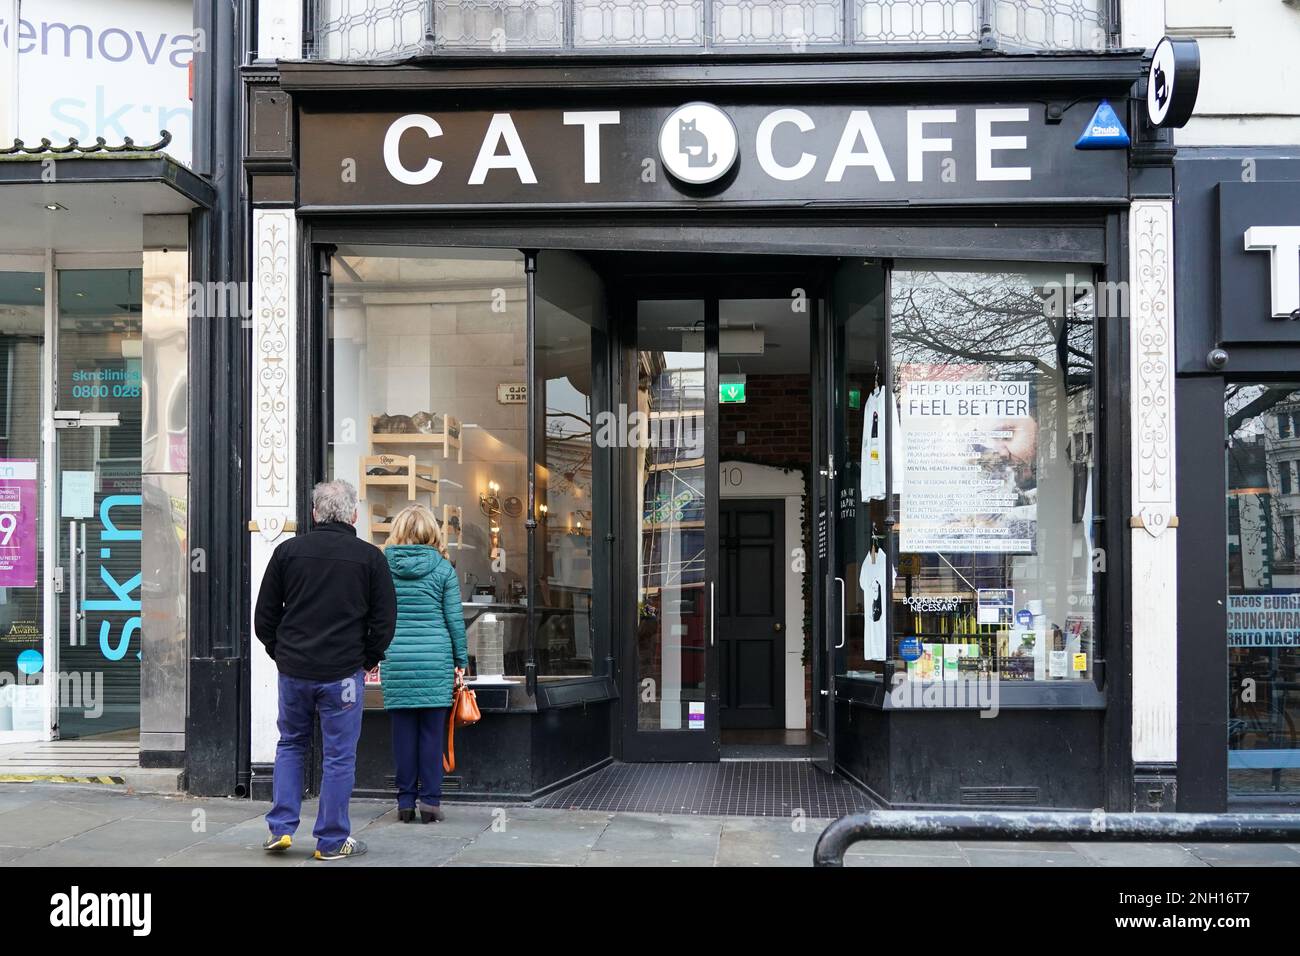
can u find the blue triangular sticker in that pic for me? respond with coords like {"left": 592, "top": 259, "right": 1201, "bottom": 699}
{"left": 1075, "top": 100, "right": 1130, "bottom": 150}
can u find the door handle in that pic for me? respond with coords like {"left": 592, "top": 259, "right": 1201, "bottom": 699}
{"left": 79, "top": 521, "right": 87, "bottom": 647}
{"left": 68, "top": 522, "right": 80, "bottom": 647}
{"left": 710, "top": 582, "right": 715, "bottom": 647}
{"left": 773, "top": 622, "right": 783, "bottom": 632}
{"left": 834, "top": 576, "right": 846, "bottom": 650}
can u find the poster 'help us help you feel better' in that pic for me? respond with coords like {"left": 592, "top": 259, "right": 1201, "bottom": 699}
{"left": 899, "top": 378, "right": 1037, "bottom": 555}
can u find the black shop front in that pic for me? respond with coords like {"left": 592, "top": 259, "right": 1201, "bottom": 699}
{"left": 250, "top": 51, "right": 1152, "bottom": 810}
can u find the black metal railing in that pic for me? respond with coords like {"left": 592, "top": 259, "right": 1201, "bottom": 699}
{"left": 813, "top": 809, "right": 1300, "bottom": 867}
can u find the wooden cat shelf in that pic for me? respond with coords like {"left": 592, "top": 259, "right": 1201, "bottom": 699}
{"left": 371, "top": 503, "right": 464, "bottom": 551}
{"left": 369, "top": 413, "right": 463, "bottom": 463}
{"left": 359, "top": 453, "right": 446, "bottom": 502}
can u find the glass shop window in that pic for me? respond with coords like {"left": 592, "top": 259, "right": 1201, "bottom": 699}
{"left": 533, "top": 251, "right": 608, "bottom": 678}
{"left": 1226, "top": 384, "right": 1300, "bottom": 797}
{"left": 329, "top": 246, "right": 529, "bottom": 681}
{"left": 888, "top": 262, "right": 1098, "bottom": 684}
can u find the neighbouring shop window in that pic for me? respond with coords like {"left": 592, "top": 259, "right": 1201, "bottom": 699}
{"left": 328, "top": 246, "right": 529, "bottom": 681}
{"left": 309, "top": 0, "right": 1108, "bottom": 55}
{"left": 888, "top": 262, "right": 1097, "bottom": 685}
{"left": 0, "top": 273, "right": 44, "bottom": 735}
{"left": 1226, "top": 384, "right": 1300, "bottom": 796}
{"left": 534, "top": 251, "right": 608, "bottom": 678}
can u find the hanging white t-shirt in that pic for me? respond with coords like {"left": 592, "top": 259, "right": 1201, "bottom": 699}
{"left": 860, "top": 385, "right": 903, "bottom": 501}
{"left": 861, "top": 386, "right": 886, "bottom": 501}
{"left": 859, "top": 543, "right": 892, "bottom": 661}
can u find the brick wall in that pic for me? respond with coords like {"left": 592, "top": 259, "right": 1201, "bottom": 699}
{"left": 719, "top": 374, "right": 811, "bottom": 464}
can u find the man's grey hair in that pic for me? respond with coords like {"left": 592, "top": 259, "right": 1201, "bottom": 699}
{"left": 312, "top": 479, "right": 358, "bottom": 524}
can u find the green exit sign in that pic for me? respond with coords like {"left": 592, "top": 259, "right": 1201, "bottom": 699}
{"left": 719, "top": 382, "right": 747, "bottom": 404}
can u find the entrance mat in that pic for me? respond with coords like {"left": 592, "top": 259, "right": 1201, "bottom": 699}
{"left": 534, "top": 761, "right": 876, "bottom": 818}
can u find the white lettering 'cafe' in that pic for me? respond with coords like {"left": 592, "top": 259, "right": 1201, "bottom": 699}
{"left": 381, "top": 108, "right": 1034, "bottom": 187}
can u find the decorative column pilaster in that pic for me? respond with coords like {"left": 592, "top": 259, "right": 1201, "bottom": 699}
{"left": 1129, "top": 199, "right": 1179, "bottom": 808}
{"left": 249, "top": 209, "right": 298, "bottom": 783}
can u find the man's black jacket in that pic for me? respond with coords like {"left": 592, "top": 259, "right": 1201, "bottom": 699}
{"left": 254, "top": 521, "right": 397, "bottom": 682}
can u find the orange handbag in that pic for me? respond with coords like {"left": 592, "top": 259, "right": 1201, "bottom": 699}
{"left": 443, "top": 677, "right": 480, "bottom": 773}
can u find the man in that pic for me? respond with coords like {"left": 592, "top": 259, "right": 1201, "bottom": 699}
{"left": 254, "top": 479, "right": 397, "bottom": 861}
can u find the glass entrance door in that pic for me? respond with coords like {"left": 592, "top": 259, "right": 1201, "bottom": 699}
{"left": 817, "top": 260, "right": 889, "bottom": 772}
{"left": 623, "top": 298, "right": 719, "bottom": 761}
{"left": 51, "top": 269, "right": 143, "bottom": 739}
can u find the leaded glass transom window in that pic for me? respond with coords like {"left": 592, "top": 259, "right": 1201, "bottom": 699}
{"left": 856, "top": 0, "right": 978, "bottom": 44}
{"left": 575, "top": 0, "right": 704, "bottom": 47}
{"left": 713, "top": 0, "right": 843, "bottom": 46}
{"left": 309, "top": 0, "right": 1110, "bottom": 56}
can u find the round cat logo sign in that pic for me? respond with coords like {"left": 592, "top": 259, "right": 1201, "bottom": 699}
{"left": 658, "top": 103, "right": 739, "bottom": 185}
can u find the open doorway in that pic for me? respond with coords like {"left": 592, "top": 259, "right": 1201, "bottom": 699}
{"left": 716, "top": 295, "right": 816, "bottom": 759}
{"left": 589, "top": 251, "right": 885, "bottom": 767}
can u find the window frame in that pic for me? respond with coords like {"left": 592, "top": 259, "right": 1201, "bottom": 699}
{"left": 875, "top": 257, "right": 1111, "bottom": 707}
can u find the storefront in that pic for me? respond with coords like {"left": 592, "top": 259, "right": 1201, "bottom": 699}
{"left": 1175, "top": 150, "right": 1300, "bottom": 811}
{"left": 240, "top": 29, "right": 1181, "bottom": 809}
{"left": 0, "top": 143, "right": 208, "bottom": 762}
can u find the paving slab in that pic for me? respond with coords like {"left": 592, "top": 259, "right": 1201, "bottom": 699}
{"left": 716, "top": 817, "right": 820, "bottom": 867}
{"left": 845, "top": 853, "right": 972, "bottom": 867}
{"left": 124, "top": 798, "right": 269, "bottom": 827}
{"left": 1184, "top": 842, "right": 1300, "bottom": 866}
{"left": 956, "top": 840, "right": 1080, "bottom": 852}
{"left": 1070, "top": 843, "right": 1209, "bottom": 867}
{"left": 0, "top": 799, "right": 118, "bottom": 847}
{"left": 845, "top": 839, "right": 965, "bottom": 858}
{"left": 341, "top": 827, "right": 471, "bottom": 867}
{"left": 448, "top": 812, "right": 611, "bottom": 866}
{"left": 964, "top": 847, "right": 1095, "bottom": 867}
{"left": 0, "top": 787, "right": 51, "bottom": 813}
{"left": 583, "top": 813, "right": 723, "bottom": 866}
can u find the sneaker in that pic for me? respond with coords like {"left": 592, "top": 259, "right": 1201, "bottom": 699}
{"left": 314, "top": 837, "right": 368, "bottom": 861}
{"left": 262, "top": 833, "right": 292, "bottom": 853}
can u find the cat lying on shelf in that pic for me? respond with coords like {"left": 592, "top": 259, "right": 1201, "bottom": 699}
{"left": 373, "top": 412, "right": 459, "bottom": 439}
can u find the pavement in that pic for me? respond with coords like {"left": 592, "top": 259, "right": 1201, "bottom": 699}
{"left": 1, "top": 783, "right": 1299, "bottom": 866}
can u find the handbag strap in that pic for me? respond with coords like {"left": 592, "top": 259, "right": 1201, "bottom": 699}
{"left": 444, "top": 688, "right": 458, "bottom": 773}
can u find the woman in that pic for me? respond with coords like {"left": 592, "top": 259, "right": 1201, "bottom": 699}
{"left": 381, "top": 504, "right": 468, "bottom": 823}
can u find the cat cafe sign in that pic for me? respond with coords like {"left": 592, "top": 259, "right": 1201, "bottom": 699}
{"left": 298, "top": 99, "right": 1128, "bottom": 209}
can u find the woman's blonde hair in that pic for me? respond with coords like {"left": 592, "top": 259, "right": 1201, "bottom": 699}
{"left": 387, "top": 504, "right": 448, "bottom": 557}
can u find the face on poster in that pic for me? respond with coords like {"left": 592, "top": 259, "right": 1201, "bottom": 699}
{"left": 900, "top": 377, "right": 1038, "bottom": 553}
{"left": 0, "top": 460, "right": 38, "bottom": 588}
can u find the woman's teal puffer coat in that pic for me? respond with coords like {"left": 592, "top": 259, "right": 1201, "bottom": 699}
{"left": 381, "top": 545, "right": 468, "bottom": 709}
